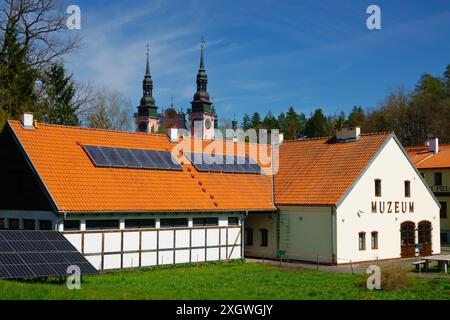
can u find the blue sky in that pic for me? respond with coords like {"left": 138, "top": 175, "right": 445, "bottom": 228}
{"left": 66, "top": 0, "right": 450, "bottom": 123}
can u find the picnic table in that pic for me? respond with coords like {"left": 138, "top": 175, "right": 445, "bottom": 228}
{"left": 422, "top": 255, "right": 450, "bottom": 273}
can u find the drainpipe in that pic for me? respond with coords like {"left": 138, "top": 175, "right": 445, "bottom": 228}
{"left": 241, "top": 211, "right": 249, "bottom": 259}
{"left": 331, "top": 206, "right": 336, "bottom": 264}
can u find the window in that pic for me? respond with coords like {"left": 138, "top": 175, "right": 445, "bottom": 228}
{"left": 441, "top": 232, "right": 448, "bottom": 243}
{"left": 193, "top": 217, "right": 218, "bottom": 227}
{"left": 371, "top": 232, "right": 378, "bottom": 249}
{"left": 260, "top": 229, "right": 268, "bottom": 247}
{"left": 228, "top": 217, "right": 239, "bottom": 226}
{"left": 434, "top": 172, "right": 442, "bottom": 186}
{"left": 245, "top": 228, "right": 253, "bottom": 246}
{"left": 125, "top": 219, "right": 155, "bottom": 229}
{"left": 440, "top": 202, "right": 447, "bottom": 219}
{"left": 8, "top": 218, "right": 19, "bottom": 230}
{"left": 86, "top": 220, "right": 119, "bottom": 230}
{"left": 23, "top": 219, "right": 35, "bottom": 230}
{"left": 0, "top": 218, "right": 4, "bottom": 230}
{"left": 374, "top": 179, "right": 381, "bottom": 197}
{"left": 404, "top": 181, "right": 411, "bottom": 198}
{"left": 39, "top": 220, "right": 52, "bottom": 230}
{"left": 64, "top": 220, "right": 81, "bottom": 231}
{"left": 160, "top": 218, "right": 188, "bottom": 228}
{"left": 359, "top": 232, "right": 366, "bottom": 251}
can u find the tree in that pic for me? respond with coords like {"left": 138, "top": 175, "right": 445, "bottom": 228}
{"left": 85, "top": 89, "right": 133, "bottom": 131}
{"left": 261, "top": 111, "right": 279, "bottom": 130}
{"left": 304, "top": 108, "right": 327, "bottom": 137}
{"left": 39, "top": 63, "right": 79, "bottom": 125}
{"left": 241, "top": 113, "right": 251, "bottom": 130}
{"left": 250, "top": 112, "right": 261, "bottom": 129}
{"left": 347, "top": 106, "right": 365, "bottom": 128}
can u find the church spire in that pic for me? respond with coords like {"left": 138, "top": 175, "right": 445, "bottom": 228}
{"left": 192, "top": 38, "right": 211, "bottom": 112}
{"left": 137, "top": 45, "right": 157, "bottom": 118}
{"left": 199, "top": 38, "right": 205, "bottom": 70}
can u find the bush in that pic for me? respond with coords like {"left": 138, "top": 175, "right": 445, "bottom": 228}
{"left": 362, "top": 265, "right": 412, "bottom": 291}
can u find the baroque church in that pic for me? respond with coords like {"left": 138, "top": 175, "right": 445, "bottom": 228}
{"left": 134, "top": 41, "right": 218, "bottom": 140}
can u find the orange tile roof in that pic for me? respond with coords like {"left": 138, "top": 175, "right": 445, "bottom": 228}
{"left": 405, "top": 144, "right": 450, "bottom": 169}
{"left": 274, "top": 133, "right": 392, "bottom": 205}
{"left": 7, "top": 121, "right": 275, "bottom": 213}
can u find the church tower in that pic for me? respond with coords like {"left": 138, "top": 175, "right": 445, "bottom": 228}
{"left": 189, "top": 39, "right": 215, "bottom": 140}
{"left": 135, "top": 47, "right": 160, "bottom": 133}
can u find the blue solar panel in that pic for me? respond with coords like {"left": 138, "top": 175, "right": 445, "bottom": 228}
{"left": 115, "top": 147, "right": 141, "bottom": 168}
{"left": 157, "top": 151, "right": 182, "bottom": 170}
{"left": 185, "top": 153, "right": 260, "bottom": 174}
{"left": 83, "top": 145, "right": 110, "bottom": 166}
{"left": 99, "top": 147, "right": 126, "bottom": 167}
{"left": 144, "top": 150, "right": 171, "bottom": 169}
{"left": 130, "top": 148, "right": 155, "bottom": 168}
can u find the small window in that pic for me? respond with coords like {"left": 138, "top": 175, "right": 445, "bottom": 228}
{"left": 39, "top": 220, "right": 53, "bottom": 230}
{"left": 0, "top": 218, "right": 5, "bottom": 230}
{"left": 193, "top": 217, "right": 218, "bottom": 227}
{"left": 359, "top": 232, "right": 366, "bottom": 251}
{"left": 404, "top": 181, "right": 411, "bottom": 198}
{"left": 86, "top": 220, "right": 119, "bottom": 230}
{"left": 245, "top": 228, "right": 253, "bottom": 246}
{"left": 23, "top": 219, "right": 35, "bottom": 230}
{"left": 8, "top": 218, "right": 20, "bottom": 230}
{"left": 440, "top": 202, "right": 448, "bottom": 219}
{"left": 228, "top": 217, "right": 239, "bottom": 226}
{"left": 441, "top": 232, "right": 448, "bottom": 243}
{"left": 260, "top": 229, "right": 268, "bottom": 247}
{"left": 160, "top": 218, "right": 188, "bottom": 228}
{"left": 125, "top": 219, "right": 155, "bottom": 229}
{"left": 434, "top": 172, "right": 442, "bottom": 186}
{"left": 374, "top": 179, "right": 381, "bottom": 197}
{"left": 371, "top": 232, "right": 378, "bottom": 249}
{"left": 64, "top": 220, "right": 81, "bottom": 231}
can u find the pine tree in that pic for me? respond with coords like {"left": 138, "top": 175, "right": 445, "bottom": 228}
{"left": 241, "top": 113, "right": 251, "bottom": 130}
{"left": 304, "top": 108, "right": 327, "bottom": 137}
{"left": 250, "top": 112, "right": 261, "bottom": 129}
{"left": 40, "top": 63, "right": 79, "bottom": 125}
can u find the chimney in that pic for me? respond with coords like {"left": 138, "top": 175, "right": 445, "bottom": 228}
{"left": 428, "top": 138, "right": 439, "bottom": 154}
{"left": 168, "top": 128, "right": 178, "bottom": 142}
{"left": 20, "top": 113, "right": 34, "bottom": 129}
{"left": 336, "top": 127, "right": 360, "bottom": 141}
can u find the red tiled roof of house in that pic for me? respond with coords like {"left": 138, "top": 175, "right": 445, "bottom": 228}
{"left": 7, "top": 121, "right": 275, "bottom": 213}
{"left": 406, "top": 144, "right": 450, "bottom": 169}
{"left": 274, "top": 132, "right": 392, "bottom": 205}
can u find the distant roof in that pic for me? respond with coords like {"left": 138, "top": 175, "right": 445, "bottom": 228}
{"left": 405, "top": 144, "right": 450, "bottom": 169}
{"left": 274, "top": 133, "right": 392, "bottom": 205}
{"left": 7, "top": 121, "right": 275, "bottom": 213}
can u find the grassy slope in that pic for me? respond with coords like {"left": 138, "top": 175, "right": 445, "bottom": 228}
{"left": 0, "top": 261, "right": 448, "bottom": 300}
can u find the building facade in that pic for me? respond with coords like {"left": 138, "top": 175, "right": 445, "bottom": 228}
{"left": 406, "top": 140, "right": 450, "bottom": 243}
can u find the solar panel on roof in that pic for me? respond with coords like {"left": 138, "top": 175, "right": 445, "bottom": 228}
{"left": 83, "top": 145, "right": 182, "bottom": 171}
{"left": 99, "top": 146, "right": 126, "bottom": 167}
{"left": 185, "top": 152, "right": 261, "bottom": 174}
{"left": 0, "top": 230, "right": 98, "bottom": 279}
{"left": 83, "top": 145, "right": 110, "bottom": 166}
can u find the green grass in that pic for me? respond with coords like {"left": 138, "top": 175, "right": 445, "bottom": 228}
{"left": 0, "top": 261, "right": 449, "bottom": 300}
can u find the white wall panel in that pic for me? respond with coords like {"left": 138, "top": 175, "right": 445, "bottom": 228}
{"left": 207, "top": 229, "right": 220, "bottom": 246}
{"left": 85, "top": 255, "right": 101, "bottom": 270}
{"left": 159, "top": 230, "right": 174, "bottom": 249}
{"left": 207, "top": 248, "right": 219, "bottom": 261}
{"left": 104, "top": 254, "right": 121, "bottom": 269}
{"left": 192, "top": 229, "right": 205, "bottom": 247}
{"left": 159, "top": 250, "right": 174, "bottom": 265}
{"left": 227, "top": 228, "right": 241, "bottom": 245}
{"left": 123, "top": 232, "right": 139, "bottom": 251}
{"left": 141, "top": 252, "right": 157, "bottom": 267}
{"left": 175, "top": 230, "right": 190, "bottom": 248}
{"left": 141, "top": 231, "right": 157, "bottom": 250}
{"left": 191, "top": 248, "right": 205, "bottom": 262}
{"left": 123, "top": 253, "right": 139, "bottom": 268}
{"left": 175, "top": 249, "right": 190, "bottom": 263}
{"left": 104, "top": 233, "right": 121, "bottom": 253}
{"left": 220, "top": 247, "right": 227, "bottom": 260}
{"left": 229, "top": 246, "right": 241, "bottom": 259}
{"left": 84, "top": 233, "right": 102, "bottom": 254}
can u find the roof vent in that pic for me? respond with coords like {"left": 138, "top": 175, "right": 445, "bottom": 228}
{"left": 20, "top": 113, "right": 34, "bottom": 129}
{"left": 336, "top": 127, "right": 360, "bottom": 142}
{"left": 428, "top": 138, "right": 439, "bottom": 154}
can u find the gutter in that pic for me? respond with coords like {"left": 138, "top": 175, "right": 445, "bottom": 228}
{"left": 59, "top": 208, "right": 275, "bottom": 216}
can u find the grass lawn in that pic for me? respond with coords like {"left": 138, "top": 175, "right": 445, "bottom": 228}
{"left": 0, "top": 261, "right": 448, "bottom": 300}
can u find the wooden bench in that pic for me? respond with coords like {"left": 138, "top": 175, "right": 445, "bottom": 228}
{"left": 411, "top": 260, "right": 427, "bottom": 272}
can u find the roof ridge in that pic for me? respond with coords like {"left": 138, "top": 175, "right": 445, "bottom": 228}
{"left": 283, "top": 131, "right": 391, "bottom": 143}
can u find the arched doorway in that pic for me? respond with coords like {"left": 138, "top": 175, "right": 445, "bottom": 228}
{"left": 418, "top": 221, "right": 432, "bottom": 256}
{"left": 400, "top": 221, "right": 415, "bottom": 258}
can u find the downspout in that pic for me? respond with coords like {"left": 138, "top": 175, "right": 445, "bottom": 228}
{"left": 331, "top": 206, "right": 336, "bottom": 264}
{"left": 242, "top": 210, "right": 249, "bottom": 259}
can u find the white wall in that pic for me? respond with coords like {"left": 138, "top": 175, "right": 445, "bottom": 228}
{"left": 336, "top": 137, "right": 441, "bottom": 264}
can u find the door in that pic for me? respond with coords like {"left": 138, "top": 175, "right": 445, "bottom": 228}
{"left": 418, "top": 221, "right": 432, "bottom": 256}
{"left": 400, "top": 222, "right": 415, "bottom": 258}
